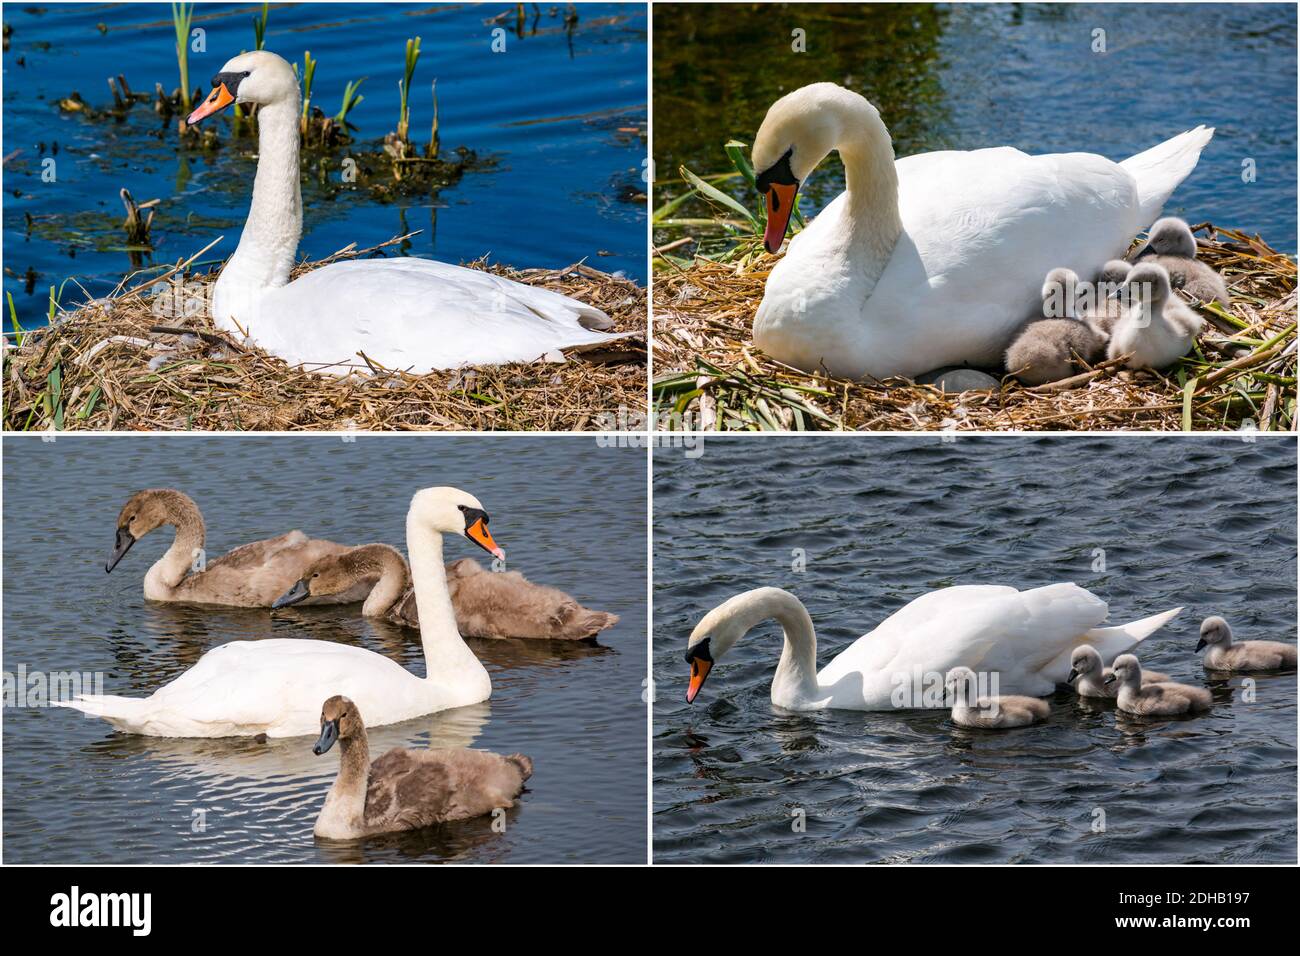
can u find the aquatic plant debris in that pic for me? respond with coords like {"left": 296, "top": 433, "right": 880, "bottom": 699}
{"left": 653, "top": 226, "right": 1296, "bottom": 432}
{"left": 4, "top": 237, "right": 645, "bottom": 432}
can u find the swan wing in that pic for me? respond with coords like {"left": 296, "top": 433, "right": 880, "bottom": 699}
{"left": 819, "top": 583, "right": 1110, "bottom": 702}
{"left": 244, "top": 258, "right": 627, "bottom": 373}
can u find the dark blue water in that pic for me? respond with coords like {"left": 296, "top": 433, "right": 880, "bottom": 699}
{"left": 3, "top": 2, "right": 647, "bottom": 333}
{"left": 654, "top": 2, "right": 1296, "bottom": 253}
{"left": 3, "top": 435, "right": 647, "bottom": 864}
{"left": 653, "top": 436, "right": 1297, "bottom": 864}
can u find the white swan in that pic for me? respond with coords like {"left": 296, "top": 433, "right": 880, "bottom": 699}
{"left": 184, "top": 51, "right": 625, "bottom": 374}
{"left": 54, "top": 487, "right": 502, "bottom": 737}
{"left": 684, "top": 585, "right": 1181, "bottom": 710}
{"left": 749, "top": 83, "right": 1213, "bottom": 379}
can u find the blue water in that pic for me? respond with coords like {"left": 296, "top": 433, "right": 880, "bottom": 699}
{"left": 654, "top": 2, "right": 1296, "bottom": 254}
{"left": 2, "top": 2, "right": 647, "bottom": 333}
{"left": 653, "top": 436, "right": 1297, "bottom": 864}
{"left": 3, "top": 435, "right": 648, "bottom": 864}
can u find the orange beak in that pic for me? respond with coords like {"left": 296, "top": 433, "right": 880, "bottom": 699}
{"left": 186, "top": 82, "right": 236, "bottom": 126}
{"left": 686, "top": 657, "right": 713, "bottom": 704}
{"left": 763, "top": 182, "right": 798, "bottom": 254}
{"left": 465, "top": 516, "right": 505, "bottom": 561}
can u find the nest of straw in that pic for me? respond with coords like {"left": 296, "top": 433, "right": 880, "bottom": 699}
{"left": 653, "top": 225, "right": 1296, "bottom": 431}
{"left": 4, "top": 238, "right": 646, "bottom": 432}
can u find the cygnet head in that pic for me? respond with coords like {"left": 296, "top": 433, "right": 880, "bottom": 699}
{"left": 187, "top": 50, "right": 300, "bottom": 126}
{"left": 1139, "top": 217, "right": 1198, "bottom": 260}
{"left": 752, "top": 83, "right": 877, "bottom": 253}
{"left": 1067, "top": 645, "right": 1103, "bottom": 683}
{"left": 1105, "top": 654, "right": 1143, "bottom": 688}
{"left": 1041, "top": 267, "right": 1082, "bottom": 318}
{"left": 272, "top": 544, "right": 405, "bottom": 609}
{"left": 313, "top": 695, "right": 364, "bottom": 755}
{"left": 1098, "top": 259, "right": 1131, "bottom": 287}
{"left": 943, "top": 665, "right": 979, "bottom": 702}
{"left": 106, "top": 488, "right": 194, "bottom": 573}
{"left": 1196, "top": 615, "right": 1233, "bottom": 653}
{"left": 1118, "top": 262, "right": 1173, "bottom": 309}
{"left": 409, "top": 487, "right": 504, "bottom": 561}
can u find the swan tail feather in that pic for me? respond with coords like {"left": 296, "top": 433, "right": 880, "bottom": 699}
{"left": 52, "top": 694, "right": 150, "bottom": 730}
{"left": 1119, "top": 126, "right": 1214, "bottom": 226}
{"left": 1044, "top": 606, "right": 1183, "bottom": 684}
{"left": 507, "top": 753, "right": 534, "bottom": 782}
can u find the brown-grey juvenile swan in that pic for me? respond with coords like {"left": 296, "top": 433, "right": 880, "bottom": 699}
{"left": 683, "top": 585, "right": 1181, "bottom": 710}
{"left": 274, "top": 543, "right": 619, "bottom": 641}
{"left": 105, "top": 488, "right": 362, "bottom": 606}
{"left": 1128, "top": 216, "right": 1230, "bottom": 305}
{"left": 748, "top": 82, "right": 1212, "bottom": 379}
{"left": 56, "top": 487, "right": 503, "bottom": 737}
{"left": 311, "top": 695, "right": 532, "bottom": 840}
{"left": 185, "top": 51, "right": 623, "bottom": 374}
{"left": 1106, "top": 262, "right": 1204, "bottom": 369}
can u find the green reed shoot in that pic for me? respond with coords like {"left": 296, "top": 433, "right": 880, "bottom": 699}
{"left": 396, "top": 36, "right": 422, "bottom": 145}
{"left": 335, "top": 77, "right": 366, "bottom": 126}
{"left": 252, "top": 3, "right": 269, "bottom": 50}
{"left": 428, "top": 78, "right": 440, "bottom": 156}
{"left": 171, "top": 3, "right": 194, "bottom": 111}
{"left": 300, "top": 51, "right": 317, "bottom": 135}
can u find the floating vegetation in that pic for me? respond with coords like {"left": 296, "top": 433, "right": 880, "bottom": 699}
{"left": 653, "top": 225, "right": 1296, "bottom": 432}
{"left": 4, "top": 237, "right": 646, "bottom": 432}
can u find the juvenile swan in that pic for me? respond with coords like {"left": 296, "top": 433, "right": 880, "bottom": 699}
{"left": 1005, "top": 269, "right": 1106, "bottom": 384}
{"left": 312, "top": 695, "right": 532, "bottom": 840}
{"left": 106, "top": 488, "right": 362, "bottom": 606}
{"left": 1129, "top": 216, "right": 1230, "bottom": 306}
{"left": 56, "top": 487, "right": 502, "bottom": 737}
{"left": 1107, "top": 654, "right": 1212, "bottom": 716}
{"left": 684, "top": 585, "right": 1181, "bottom": 710}
{"left": 944, "top": 666, "right": 1049, "bottom": 728}
{"left": 1106, "top": 262, "right": 1204, "bottom": 369}
{"left": 275, "top": 543, "right": 619, "bottom": 641}
{"left": 1196, "top": 616, "right": 1297, "bottom": 671}
{"left": 1066, "top": 644, "right": 1169, "bottom": 698}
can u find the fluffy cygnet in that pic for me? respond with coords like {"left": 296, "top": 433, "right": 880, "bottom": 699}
{"left": 1196, "top": 616, "right": 1297, "bottom": 671}
{"left": 1067, "top": 644, "right": 1170, "bottom": 698}
{"left": 1005, "top": 269, "right": 1106, "bottom": 384}
{"left": 944, "top": 666, "right": 1050, "bottom": 728}
{"left": 1129, "top": 217, "right": 1230, "bottom": 306}
{"left": 1107, "top": 654, "right": 1211, "bottom": 716}
{"left": 1106, "top": 262, "right": 1204, "bottom": 370}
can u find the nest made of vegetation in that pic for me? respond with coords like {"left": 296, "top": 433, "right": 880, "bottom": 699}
{"left": 652, "top": 225, "right": 1297, "bottom": 432}
{"left": 3, "top": 239, "right": 646, "bottom": 432}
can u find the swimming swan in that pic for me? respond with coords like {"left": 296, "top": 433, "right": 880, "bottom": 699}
{"left": 1107, "top": 654, "right": 1212, "bottom": 716}
{"left": 275, "top": 543, "right": 619, "bottom": 640}
{"left": 1066, "top": 644, "right": 1169, "bottom": 698}
{"left": 683, "top": 584, "right": 1181, "bottom": 710}
{"left": 105, "top": 488, "right": 365, "bottom": 606}
{"left": 1196, "top": 616, "right": 1297, "bottom": 671}
{"left": 943, "top": 666, "right": 1049, "bottom": 728}
{"left": 749, "top": 83, "right": 1212, "bottom": 379}
{"left": 184, "top": 51, "right": 624, "bottom": 374}
{"left": 55, "top": 487, "right": 503, "bottom": 737}
{"left": 312, "top": 695, "right": 532, "bottom": 839}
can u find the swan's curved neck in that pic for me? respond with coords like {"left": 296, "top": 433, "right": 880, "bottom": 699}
{"left": 356, "top": 547, "right": 410, "bottom": 617}
{"left": 729, "top": 589, "right": 821, "bottom": 707}
{"left": 213, "top": 96, "right": 303, "bottom": 322}
{"left": 145, "top": 502, "right": 206, "bottom": 596}
{"left": 321, "top": 730, "right": 370, "bottom": 834}
{"left": 829, "top": 97, "right": 903, "bottom": 273}
{"left": 406, "top": 517, "right": 489, "bottom": 691}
